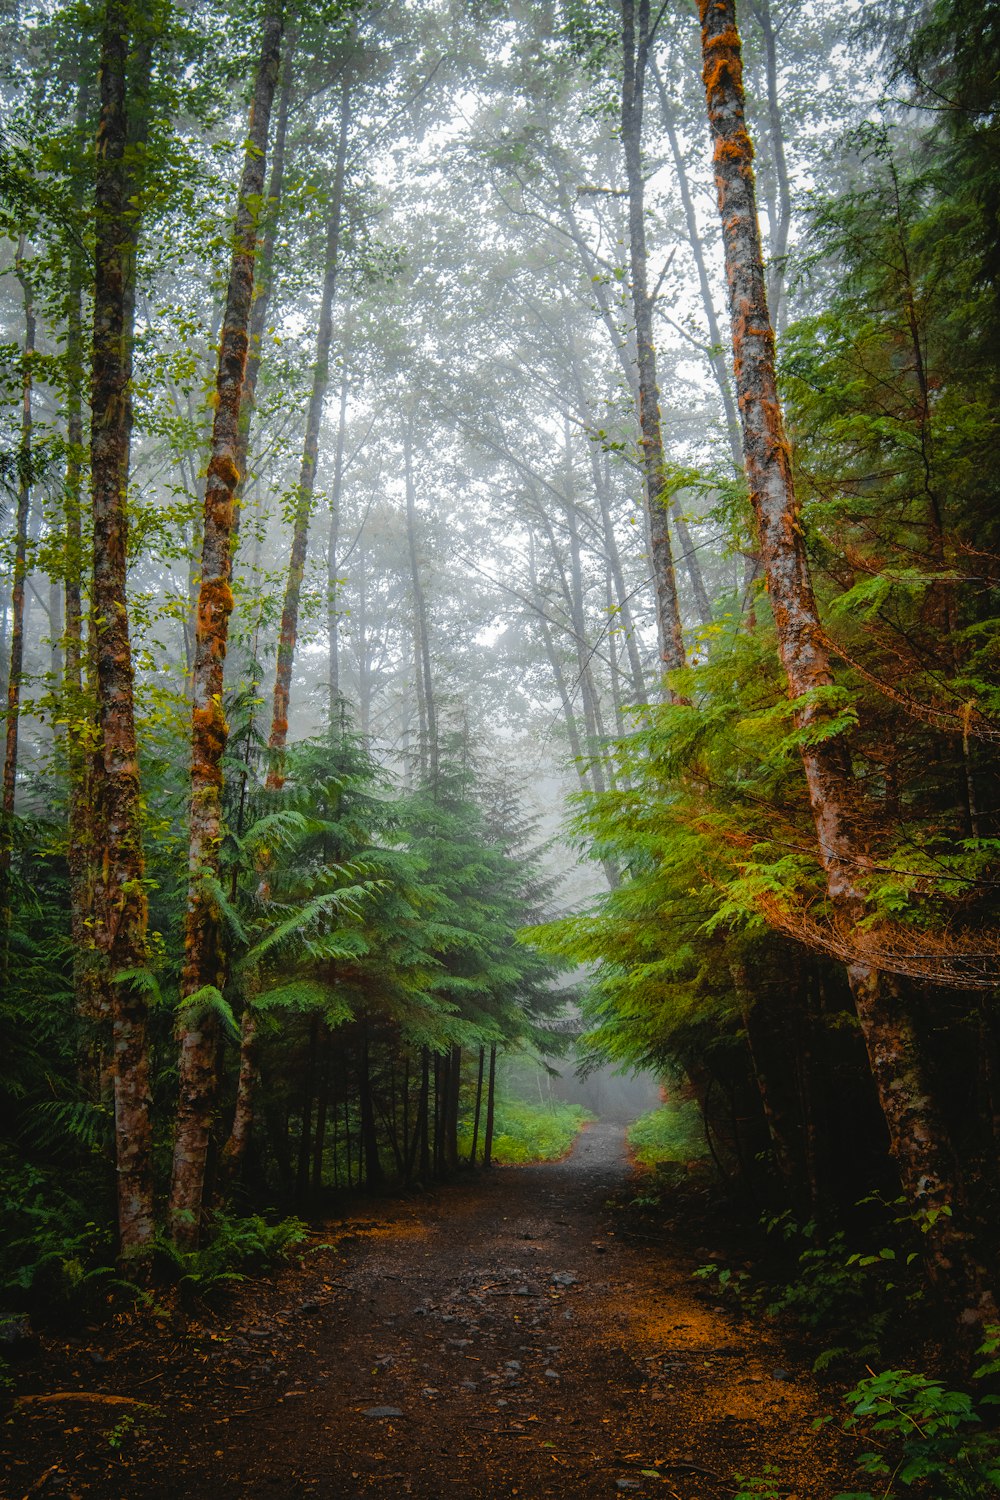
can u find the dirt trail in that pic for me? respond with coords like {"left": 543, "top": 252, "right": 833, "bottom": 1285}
{"left": 3, "top": 1125, "right": 858, "bottom": 1498}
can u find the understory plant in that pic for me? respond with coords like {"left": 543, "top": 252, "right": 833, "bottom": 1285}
{"left": 154, "top": 1212, "right": 309, "bottom": 1299}
{"left": 827, "top": 1333, "right": 1000, "bottom": 1498}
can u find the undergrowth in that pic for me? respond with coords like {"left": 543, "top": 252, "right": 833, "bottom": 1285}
{"left": 735, "top": 1330, "right": 1000, "bottom": 1499}
{"left": 457, "top": 1096, "right": 592, "bottom": 1164}
{"left": 155, "top": 1212, "right": 310, "bottom": 1299}
{"left": 627, "top": 1099, "right": 705, "bottom": 1171}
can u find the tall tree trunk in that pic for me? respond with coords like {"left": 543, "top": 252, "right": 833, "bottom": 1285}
{"left": 649, "top": 56, "right": 743, "bottom": 466}
{"left": 469, "top": 1045, "right": 485, "bottom": 1166}
{"left": 570, "top": 373, "right": 646, "bottom": 700}
{"left": 445, "top": 1042, "right": 461, "bottom": 1172}
{"left": 359, "top": 1026, "right": 384, "bottom": 1187}
{"left": 621, "top": 0, "right": 686, "bottom": 681}
{"left": 746, "top": 0, "right": 792, "bottom": 335}
{"left": 233, "top": 35, "right": 295, "bottom": 542}
{"left": 327, "top": 347, "right": 350, "bottom": 726}
{"left": 418, "top": 1044, "right": 431, "bottom": 1181}
{"left": 296, "top": 1015, "right": 318, "bottom": 1202}
{"left": 63, "top": 115, "right": 104, "bottom": 1085}
{"left": 312, "top": 1022, "right": 331, "bottom": 1192}
{"left": 698, "top": 0, "right": 997, "bottom": 1336}
{"left": 266, "top": 75, "right": 350, "bottom": 789}
{"left": 218, "top": 1006, "right": 259, "bottom": 1190}
{"left": 483, "top": 1044, "right": 497, "bottom": 1169}
{"left": 89, "top": 0, "right": 156, "bottom": 1260}
{"left": 404, "top": 418, "right": 437, "bottom": 787}
{"left": 170, "top": 0, "right": 285, "bottom": 1249}
{"left": 1, "top": 240, "right": 35, "bottom": 952}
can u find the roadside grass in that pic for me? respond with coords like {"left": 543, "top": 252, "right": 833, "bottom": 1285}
{"left": 627, "top": 1100, "right": 706, "bottom": 1170}
{"left": 458, "top": 1097, "right": 594, "bottom": 1165}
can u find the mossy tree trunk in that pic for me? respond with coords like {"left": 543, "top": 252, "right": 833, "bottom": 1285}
{"left": 1, "top": 239, "right": 35, "bottom": 960}
{"left": 698, "top": 0, "right": 997, "bottom": 1337}
{"left": 170, "top": 0, "right": 285, "bottom": 1249}
{"left": 89, "top": 0, "right": 156, "bottom": 1261}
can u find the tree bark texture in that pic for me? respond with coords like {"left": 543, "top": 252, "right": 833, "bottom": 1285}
{"left": 621, "top": 0, "right": 686, "bottom": 680}
{"left": 89, "top": 0, "right": 155, "bottom": 1259}
{"left": 266, "top": 74, "right": 350, "bottom": 789}
{"left": 1, "top": 241, "right": 35, "bottom": 904}
{"left": 170, "top": 0, "right": 285, "bottom": 1249}
{"left": 699, "top": 0, "right": 996, "bottom": 1334}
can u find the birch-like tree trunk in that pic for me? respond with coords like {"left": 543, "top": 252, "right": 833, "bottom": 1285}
{"left": 698, "top": 0, "right": 996, "bottom": 1336}
{"left": 170, "top": 0, "right": 285, "bottom": 1249}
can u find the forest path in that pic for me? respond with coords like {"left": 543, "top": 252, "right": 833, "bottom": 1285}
{"left": 4, "top": 1125, "right": 858, "bottom": 1499}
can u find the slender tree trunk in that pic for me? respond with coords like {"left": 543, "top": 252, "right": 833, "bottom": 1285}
{"left": 89, "top": 0, "right": 156, "bottom": 1260}
{"left": 327, "top": 344, "right": 350, "bottom": 725}
{"left": 483, "top": 1044, "right": 497, "bottom": 1169}
{"left": 1, "top": 240, "right": 35, "bottom": 946}
{"left": 233, "top": 34, "right": 295, "bottom": 543}
{"left": 733, "top": 966, "right": 798, "bottom": 1193}
{"left": 469, "top": 1045, "right": 485, "bottom": 1166}
{"left": 296, "top": 1015, "right": 318, "bottom": 1202}
{"left": 312, "top": 1023, "right": 331, "bottom": 1192}
{"left": 218, "top": 1006, "right": 259, "bottom": 1190}
{"left": 445, "top": 1043, "right": 461, "bottom": 1172}
{"left": 699, "top": 0, "right": 997, "bottom": 1336}
{"left": 746, "top": 0, "right": 792, "bottom": 335}
{"left": 170, "top": 0, "right": 285, "bottom": 1249}
{"left": 343, "top": 1071, "right": 353, "bottom": 1189}
{"left": 400, "top": 1055, "right": 411, "bottom": 1177}
{"left": 649, "top": 57, "right": 743, "bottom": 465}
{"left": 571, "top": 383, "right": 645, "bottom": 700}
{"left": 404, "top": 419, "right": 437, "bottom": 786}
{"left": 267, "top": 75, "right": 350, "bottom": 787}
{"left": 418, "top": 1045, "right": 431, "bottom": 1181}
{"left": 670, "top": 497, "right": 712, "bottom": 627}
{"left": 621, "top": 0, "right": 686, "bottom": 681}
{"left": 359, "top": 1026, "right": 384, "bottom": 1187}
{"left": 429, "top": 1050, "right": 440, "bottom": 1177}
{"left": 63, "top": 126, "right": 103, "bottom": 1084}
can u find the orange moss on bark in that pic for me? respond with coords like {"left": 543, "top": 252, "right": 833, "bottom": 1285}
{"left": 170, "top": 0, "right": 285, "bottom": 1253}
{"left": 698, "top": 0, "right": 997, "bottom": 1342}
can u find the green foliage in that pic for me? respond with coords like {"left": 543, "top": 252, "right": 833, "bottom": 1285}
{"left": 457, "top": 1095, "right": 591, "bottom": 1165}
{"left": 754, "top": 1212, "right": 917, "bottom": 1370}
{"left": 828, "top": 1345, "right": 1000, "bottom": 1499}
{"left": 731, "top": 1469, "right": 783, "bottom": 1500}
{"left": 155, "top": 1212, "right": 309, "bottom": 1299}
{"left": 627, "top": 1100, "right": 705, "bottom": 1170}
{"left": 694, "top": 1211, "right": 920, "bottom": 1372}
{"left": 0, "top": 1154, "right": 116, "bottom": 1314}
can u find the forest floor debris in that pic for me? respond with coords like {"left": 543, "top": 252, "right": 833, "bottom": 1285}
{"left": 1, "top": 1125, "right": 862, "bottom": 1497}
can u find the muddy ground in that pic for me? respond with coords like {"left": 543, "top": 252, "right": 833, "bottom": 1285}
{"left": 2, "top": 1124, "right": 863, "bottom": 1498}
